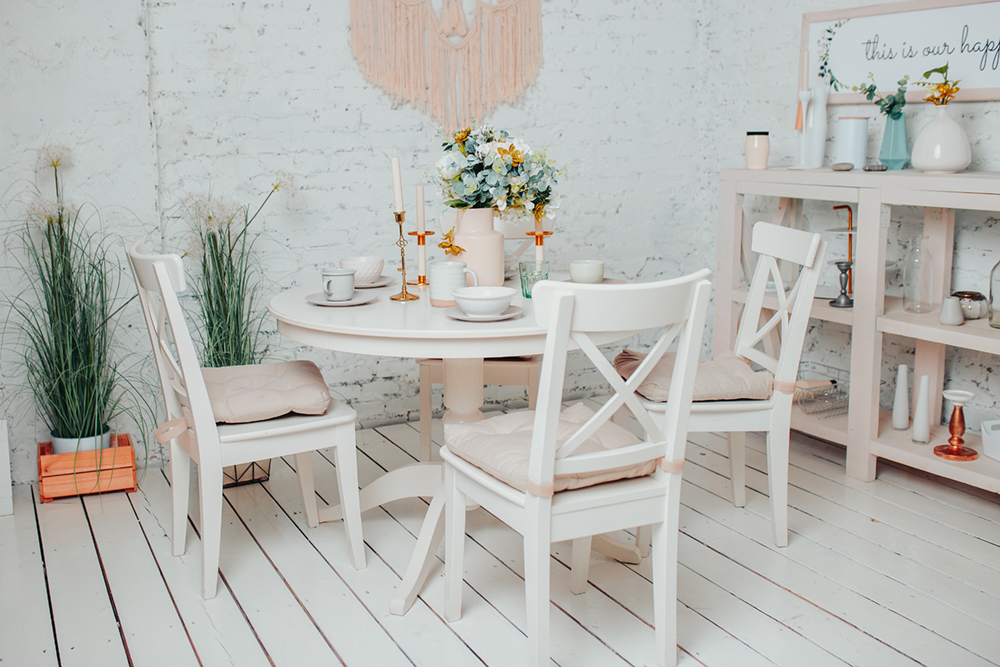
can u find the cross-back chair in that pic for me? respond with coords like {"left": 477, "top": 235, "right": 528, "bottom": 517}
{"left": 608, "top": 222, "right": 825, "bottom": 559}
{"left": 440, "top": 269, "right": 712, "bottom": 667}
{"left": 128, "top": 242, "right": 366, "bottom": 599}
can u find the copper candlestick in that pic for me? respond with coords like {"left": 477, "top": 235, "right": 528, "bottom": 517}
{"left": 390, "top": 212, "right": 419, "bottom": 301}
{"left": 934, "top": 390, "right": 978, "bottom": 461}
{"left": 526, "top": 230, "right": 553, "bottom": 260}
{"left": 406, "top": 230, "right": 435, "bottom": 286}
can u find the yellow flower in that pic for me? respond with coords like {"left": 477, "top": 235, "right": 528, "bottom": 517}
{"left": 453, "top": 127, "right": 471, "bottom": 144}
{"left": 437, "top": 226, "right": 466, "bottom": 256}
{"left": 924, "top": 82, "right": 960, "bottom": 105}
{"left": 497, "top": 143, "right": 524, "bottom": 166}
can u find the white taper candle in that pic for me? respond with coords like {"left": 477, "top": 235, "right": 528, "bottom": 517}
{"left": 391, "top": 157, "right": 404, "bottom": 212}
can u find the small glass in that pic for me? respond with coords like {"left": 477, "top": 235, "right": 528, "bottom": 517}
{"left": 519, "top": 260, "right": 549, "bottom": 299}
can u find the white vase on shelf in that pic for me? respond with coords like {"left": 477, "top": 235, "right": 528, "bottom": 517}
{"left": 892, "top": 365, "right": 909, "bottom": 430}
{"left": 911, "top": 105, "right": 971, "bottom": 174}
{"left": 912, "top": 375, "right": 931, "bottom": 443}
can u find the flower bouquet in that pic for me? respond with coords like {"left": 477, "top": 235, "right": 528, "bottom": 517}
{"left": 433, "top": 124, "right": 562, "bottom": 285}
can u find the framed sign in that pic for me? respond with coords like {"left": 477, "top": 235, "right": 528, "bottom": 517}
{"left": 800, "top": 0, "right": 1000, "bottom": 104}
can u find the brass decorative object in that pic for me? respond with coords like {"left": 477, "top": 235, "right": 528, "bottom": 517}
{"left": 391, "top": 212, "right": 419, "bottom": 301}
{"left": 935, "top": 390, "right": 978, "bottom": 461}
{"left": 407, "top": 230, "right": 435, "bottom": 286}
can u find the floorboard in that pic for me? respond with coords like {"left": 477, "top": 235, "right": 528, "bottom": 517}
{"left": 7, "top": 416, "right": 999, "bottom": 667}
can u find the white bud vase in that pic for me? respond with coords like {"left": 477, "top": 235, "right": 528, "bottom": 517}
{"left": 911, "top": 105, "right": 971, "bottom": 174}
{"left": 912, "top": 375, "right": 931, "bottom": 443}
{"left": 892, "top": 365, "right": 909, "bottom": 430}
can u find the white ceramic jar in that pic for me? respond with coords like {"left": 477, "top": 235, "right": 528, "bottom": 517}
{"left": 745, "top": 132, "right": 769, "bottom": 170}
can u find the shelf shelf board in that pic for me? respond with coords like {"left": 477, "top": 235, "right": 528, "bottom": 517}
{"left": 878, "top": 296, "right": 1000, "bottom": 355}
{"left": 732, "top": 289, "right": 854, "bottom": 327}
{"left": 791, "top": 405, "right": 848, "bottom": 446}
{"left": 871, "top": 424, "right": 1000, "bottom": 493}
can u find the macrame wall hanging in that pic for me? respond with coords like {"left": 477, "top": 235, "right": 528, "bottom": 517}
{"left": 350, "top": 0, "right": 543, "bottom": 131}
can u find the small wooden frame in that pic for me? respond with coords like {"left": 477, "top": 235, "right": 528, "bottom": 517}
{"left": 37, "top": 434, "right": 137, "bottom": 503}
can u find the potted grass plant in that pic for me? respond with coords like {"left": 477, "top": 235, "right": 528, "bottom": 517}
{"left": 3, "top": 147, "right": 156, "bottom": 502}
{"left": 185, "top": 183, "right": 280, "bottom": 486}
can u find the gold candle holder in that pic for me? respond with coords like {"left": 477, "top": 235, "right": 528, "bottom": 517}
{"left": 526, "top": 230, "right": 553, "bottom": 262}
{"left": 934, "top": 390, "right": 978, "bottom": 461}
{"left": 391, "top": 212, "right": 419, "bottom": 301}
{"left": 407, "top": 230, "right": 435, "bottom": 286}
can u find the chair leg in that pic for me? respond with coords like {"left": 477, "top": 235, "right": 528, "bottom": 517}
{"left": 170, "top": 442, "right": 192, "bottom": 557}
{"left": 198, "top": 466, "right": 224, "bottom": 600}
{"left": 294, "top": 451, "right": 319, "bottom": 529}
{"left": 569, "top": 536, "right": 591, "bottom": 594}
{"left": 527, "top": 366, "right": 540, "bottom": 409}
{"left": 444, "top": 464, "right": 467, "bottom": 622}
{"left": 523, "top": 500, "right": 552, "bottom": 667}
{"left": 651, "top": 520, "right": 678, "bottom": 667}
{"left": 728, "top": 431, "right": 747, "bottom": 508}
{"left": 765, "top": 428, "right": 790, "bottom": 547}
{"left": 334, "top": 436, "right": 367, "bottom": 569}
{"left": 636, "top": 524, "right": 653, "bottom": 558}
{"left": 419, "top": 363, "right": 433, "bottom": 462}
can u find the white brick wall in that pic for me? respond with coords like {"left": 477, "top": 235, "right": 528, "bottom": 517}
{"left": 1, "top": 0, "right": 998, "bottom": 482}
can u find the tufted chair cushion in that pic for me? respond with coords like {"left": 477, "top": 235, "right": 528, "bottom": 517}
{"left": 614, "top": 349, "right": 774, "bottom": 403}
{"left": 201, "top": 360, "right": 332, "bottom": 424}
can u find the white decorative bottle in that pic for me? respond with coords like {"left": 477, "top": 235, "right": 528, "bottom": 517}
{"left": 912, "top": 375, "right": 931, "bottom": 443}
{"left": 892, "top": 365, "right": 909, "bottom": 430}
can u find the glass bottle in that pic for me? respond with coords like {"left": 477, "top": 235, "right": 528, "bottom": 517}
{"left": 990, "top": 258, "right": 1000, "bottom": 328}
{"left": 902, "top": 234, "right": 934, "bottom": 313}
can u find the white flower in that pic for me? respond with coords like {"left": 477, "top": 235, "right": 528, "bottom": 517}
{"left": 37, "top": 145, "right": 70, "bottom": 171}
{"left": 436, "top": 152, "right": 468, "bottom": 180}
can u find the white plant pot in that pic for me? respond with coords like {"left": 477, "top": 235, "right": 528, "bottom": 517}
{"left": 51, "top": 427, "right": 112, "bottom": 455}
{"left": 911, "top": 106, "right": 971, "bottom": 173}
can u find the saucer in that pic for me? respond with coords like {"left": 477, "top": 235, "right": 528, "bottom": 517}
{"left": 560, "top": 278, "right": 626, "bottom": 285}
{"left": 354, "top": 275, "right": 395, "bottom": 289}
{"left": 445, "top": 305, "right": 523, "bottom": 322}
{"left": 306, "top": 292, "right": 378, "bottom": 307}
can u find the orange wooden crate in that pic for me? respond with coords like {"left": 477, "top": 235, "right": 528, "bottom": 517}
{"left": 37, "top": 433, "right": 137, "bottom": 503}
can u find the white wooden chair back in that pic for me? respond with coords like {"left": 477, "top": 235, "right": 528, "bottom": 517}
{"left": 734, "top": 222, "right": 826, "bottom": 387}
{"left": 527, "top": 270, "right": 712, "bottom": 494}
{"left": 128, "top": 242, "right": 221, "bottom": 467}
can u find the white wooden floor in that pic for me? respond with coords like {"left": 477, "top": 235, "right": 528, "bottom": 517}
{"left": 3, "top": 400, "right": 999, "bottom": 666}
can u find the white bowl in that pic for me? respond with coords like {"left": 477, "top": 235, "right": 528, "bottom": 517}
{"left": 569, "top": 259, "right": 605, "bottom": 283}
{"left": 452, "top": 286, "right": 516, "bottom": 317}
{"left": 340, "top": 256, "right": 384, "bottom": 285}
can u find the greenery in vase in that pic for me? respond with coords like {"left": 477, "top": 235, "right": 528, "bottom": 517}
{"left": 187, "top": 184, "right": 278, "bottom": 368}
{"left": 6, "top": 148, "right": 139, "bottom": 441}
{"left": 853, "top": 74, "right": 909, "bottom": 119}
{"left": 434, "top": 123, "right": 562, "bottom": 223}
{"left": 916, "top": 63, "right": 961, "bottom": 105}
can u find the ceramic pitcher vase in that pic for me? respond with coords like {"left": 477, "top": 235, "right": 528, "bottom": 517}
{"left": 451, "top": 208, "right": 504, "bottom": 286}
{"left": 911, "top": 105, "right": 971, "bottom": 173}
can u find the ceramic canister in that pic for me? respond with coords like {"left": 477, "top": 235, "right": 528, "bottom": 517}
{"left": 834, "top": 116, "right": 869, "bottom": 169}
{"left": 429, "top": 261, "right": 479, "bottom": 308}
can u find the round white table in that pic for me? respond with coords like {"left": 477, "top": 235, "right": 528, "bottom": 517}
{"left": 268, "top": 277, "right": 644, "bottom": 614}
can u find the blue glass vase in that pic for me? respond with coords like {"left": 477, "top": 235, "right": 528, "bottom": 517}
{"left": 879, "top": 114, "right": 909, "bottom": 170}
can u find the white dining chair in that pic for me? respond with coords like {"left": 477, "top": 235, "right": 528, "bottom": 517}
{"left": 440, "top": 269, "right": 712, "bottom": 667}
{"left": 603, "top": 222, "right": 825, "bottom": 560}
{"left": 128, "top": 242, "right": 366, "bottom": 599}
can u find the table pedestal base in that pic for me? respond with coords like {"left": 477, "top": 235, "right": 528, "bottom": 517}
{"left": 441, "top": 358, "right": 485, "bottom": 423}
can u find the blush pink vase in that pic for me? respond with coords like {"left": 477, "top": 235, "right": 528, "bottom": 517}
{"left": 452, "top": 208, "right": 504, "bottom": 286}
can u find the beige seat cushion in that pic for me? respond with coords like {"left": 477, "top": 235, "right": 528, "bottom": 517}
{"left": 445, "top": 403, "right": 656, "bottom": 494}
{"left": 201, "top": 360, "right": 332, "bottom": 424}
{"left": 614, "top": 349, "right": 773, "bottom": 403}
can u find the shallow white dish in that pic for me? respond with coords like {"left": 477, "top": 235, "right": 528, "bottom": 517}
{"left": 445, "top": 305, "right": 522, "bottom": 322}
{"left": 354, "top": 275, "right": 395, "bottom": 289}
{"left": 306, "top": 292, "right": 378, "bottom": 307}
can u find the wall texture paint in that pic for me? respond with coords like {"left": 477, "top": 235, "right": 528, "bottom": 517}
{"left": 2, "top": 0, "right": 998, "bottom": 482}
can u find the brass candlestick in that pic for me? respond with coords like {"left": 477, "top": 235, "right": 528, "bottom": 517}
{"left": 935, "top": 390, "right": 978, "bottom": 461}
{"left": 391, "top": 212, "right": 419, "bottom": 301}
{"left": 406, "top": 230, "right": 435, "bottom": 286}
{"left": 526, "top": 230, "right": 553, "bottom": 261}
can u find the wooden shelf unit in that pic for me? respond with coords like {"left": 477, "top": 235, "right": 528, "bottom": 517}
{"left": 716, "top": 168, "right": 1000, "bottom": 493}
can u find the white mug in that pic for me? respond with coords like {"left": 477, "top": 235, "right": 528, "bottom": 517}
{"left": 323, "top": 268, "right": 355, "bottom": 301}
{"left": 429, "top": 261, "right": 479, "bottom": 308}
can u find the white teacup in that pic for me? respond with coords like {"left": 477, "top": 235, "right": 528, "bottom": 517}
{"left": 323, "top": 268, "right": 355, "bottom": 301}
{"left": 569, "top": 260, "right": 605, "bottom": 284}
{"left": 429, "top": 261, "right": 479, "bottom": 308}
